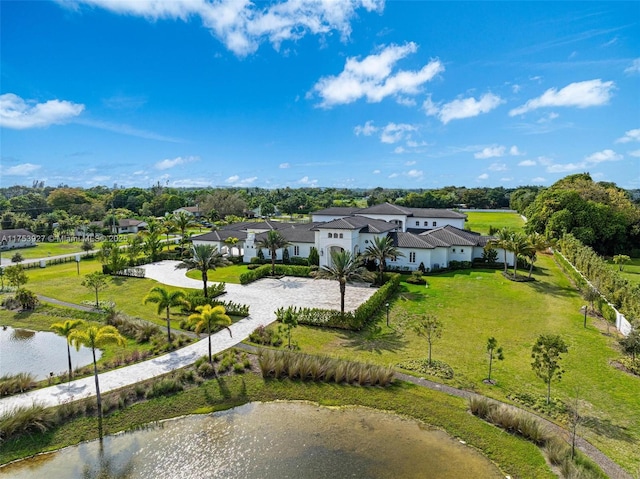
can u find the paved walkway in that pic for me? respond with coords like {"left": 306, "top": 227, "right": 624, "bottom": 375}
{"left": 0, "top": 261, "right": 375, "bottom": 414}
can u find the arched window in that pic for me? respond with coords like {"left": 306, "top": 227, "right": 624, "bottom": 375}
{"left": 328, "top": 233, "right": 332, "bottom": 238}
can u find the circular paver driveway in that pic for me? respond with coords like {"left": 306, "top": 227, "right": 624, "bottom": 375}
{"left": 0, "top": 262, "right": 375, "bottom": 413}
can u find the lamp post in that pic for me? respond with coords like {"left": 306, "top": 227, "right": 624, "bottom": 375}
{"left": 385, "top": 302, "right": 390, "bottom": 327}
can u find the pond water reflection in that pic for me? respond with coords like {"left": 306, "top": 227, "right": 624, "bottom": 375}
{"left": 0, "top": 327, "right": 100, "bottom": 380}
{"left": 1, "top": 401, "right": 503, "bottom": 479}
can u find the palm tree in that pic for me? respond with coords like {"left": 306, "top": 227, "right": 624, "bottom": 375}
{"left": 224, "top": 236, "right": 239, "bottom": 258}
{"left": 492, "top": 227, "right": 513, "bottom": 274}
{"left": 161, "top": 216, "right": 177, "bottom": 250}
{"left": 175, "top": 244, "right": 230, "bottom": 297}
{"left": 188, "top": 304, "right": 232, "bottom": 364}
{"left": 69, "top": 325, "right": 126, "bottom": 433}
{"left": 172, "top": 211, "right": 197, "bottom": 251}
{"left": 256, "top": 230, "right": 290, "bottom": 276}
{"left": 509, "top": 232, "right": 533, "bottom": 279}
{"left": 316, "top": 250, "right": 371, "bottom": 314}
{"left": 363, "top": 235, "right": 404, "bottom": 285}
{"left": 51, "top": 319, "right": 85, "bottom": 381}
{"left": 143, "top": 286, "right": 189, "bottom": 344}
{"left": 526, "top": 232, "right": 549, "bottom": 279}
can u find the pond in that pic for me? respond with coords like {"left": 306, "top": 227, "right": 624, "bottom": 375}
{"left": 0, "top": 327, "right": 100, "bottom": 380}
{"left": 1, "top": 401, "right": 504, "bottom": 479}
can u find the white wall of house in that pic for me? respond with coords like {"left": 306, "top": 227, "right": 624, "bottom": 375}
{"left": 407, "top": 216, "right": 465, "bottom": 230}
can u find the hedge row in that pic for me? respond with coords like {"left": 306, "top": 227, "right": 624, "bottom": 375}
{"left": 239, "top": 264, "right": 312, "bottom": 284}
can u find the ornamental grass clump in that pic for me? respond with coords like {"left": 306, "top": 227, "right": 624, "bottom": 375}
{"left": 0, "top": 372, "right": 36, "bottom": 396}
{"left": 258, "top": 350, "right": 394, "bottom": 387}
{"left": 0, "top": 404, "right": 57, "bottom": 443}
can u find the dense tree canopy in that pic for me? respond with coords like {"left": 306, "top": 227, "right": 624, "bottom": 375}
{"left": 523, "top": 174, "right": 640, "bottom": 255}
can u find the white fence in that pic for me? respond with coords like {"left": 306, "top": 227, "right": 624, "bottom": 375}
{"left": 555, "top": 250, "right": 632, "bottom": 337}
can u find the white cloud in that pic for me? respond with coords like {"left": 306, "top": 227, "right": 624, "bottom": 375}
{"left": 584, "top": 149, "right": 622, "bottom": 163}
{"left": 388, "top": 172, "right": 399, "bottom": 178}
{"left": 3, "top": 163, "right": 42, "bottom": 176}
{"left": 624, "top": 58, "right": 640, "bottom": 74}
{"left": 512, "top": 84, "right": 521, "bottom": 93}
{"left": 396, "top": 96, "right": 417, "bottom": 107}
{"left": 474, "top": 145, "right": 506, "bottom": 159}
{"left": 171, "top": 179, "right": 213, "bottom": 188}
{"left": 298, "top": 176, "right": 318, "bottom": 185}
{"left": 532, "top": 177, "right": 546, "bottom": 183}
{"left": 518, "top": 159, "right": 537, "bottom": 167}
{"left": 544, "top": 149, "right": 621, "bottom": 173}
{"left": 407, "top": 169, "right": 423, "bottom": 178}
{"left": 372, "top": 169, "right": 381, "bottom": 174}
{"left": 509, "top": 79, "right": 615, "bottom": 116}
{"left": 405, "top": 160, "right": 416, "bottom": 166}
{"left": 477, "top": 173, "right": 489, "bottom": 180}
{"left": 311, "top": 42, "right": 444, "bottom": 107}
{"left": 63, "top": 0, "right": 384, "bottom": 57}
{"left": 380, "top": 122, "right": 416, "bottom": 144}
{"left": 354, "top": 120, "right": 378, "bottom": 136}
{"left": 488, "top": 162, "right": 507, "bottom": 171}
{"left": 0, "top": 93, "right": 84, "bottom": 129}
{"left": 629, "top": 149, "right": 640, "bottom": 158}
{"left": 279, "top": 162, "right": 291, "bottom": 168}
{"left": 394, "top": 147, "right": 405, "bottom": 154}
{"left": 537, "top": 112, "right": 559, "bottom": 123}
{"left": 226, "top": 175, "right": 258, "bottom": 186}
{"left": 155, "top": 155, "right": 198, "bottom": 170}
{"left": 615, "top": 128, "right": 640, "bottom": 143}
{"left": 425, "top": 93, "right": 503, "bottom": 124}
{"left": 474, "top": 145, "right": 522, "bottom": 159}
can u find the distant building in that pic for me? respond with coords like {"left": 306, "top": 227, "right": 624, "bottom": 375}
{"left": 191, "top": 203, "right": 514, "bottom": 271}
{"left": 0, "top": 229, "right": 37, "bottom": 250}
{"left": 173, "top": 206, "right": 204, "bottom": 218}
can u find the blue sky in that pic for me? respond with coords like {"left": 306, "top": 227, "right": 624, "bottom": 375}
{"left": 1, "top": 0, "right": 639, "bottom": 190}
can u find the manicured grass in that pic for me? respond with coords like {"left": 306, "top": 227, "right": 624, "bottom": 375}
{"left": 464, "top": 211, "right": 525, "bottom": 234}
{"left": 0, "top": 373, "right": 554, "bottom": 478}
{"left": 185, "top": 263, "right": 251, "bottom": 284}
{"left": 5, "top": 259, "right": 194, "bottom": 331}
{"left": 286, "top": 255, "right": 640, "bottom": 474}
{"left": 606, "top": 257, "right": 640, "bottom": 285}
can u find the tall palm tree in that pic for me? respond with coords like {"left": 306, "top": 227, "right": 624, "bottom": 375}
{"left": 69, "top": 325, "right": 126, "bottom": 433}
{"left": 363, "top": 235, "right": 404, "bottom": 285}
{"left": 51, "top": 319, "right": 85, "bottom": 381}
{"left": 161, "top": 216, "right": 177, "bottom": 250}
{"left": 316, "top": 250, "right": 371, "bottom": 314}
{"left": 492, "top": 227, "right": 513, "bottom": 274}
{"left": 175, "top": 244, "right": 230, "bottom": 297}
{"left": 256, "top": 230, "right": 290, "bottom": 276}
{"left": 509, "top": 231, "right": 533, "bottom": 279}
{"left": 143, "top": 286, "right": 189, "bottom": 344}
{"left": 172, "top": 211, "right": 197, "bottom": 251}
{"left": 188, "top": 304, "right": 232, "bottom": 364}
{"left": 526, "top": 232, "right": 549, "bottom": 279}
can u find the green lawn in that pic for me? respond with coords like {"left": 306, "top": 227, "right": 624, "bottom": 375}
{"left": 186, "top": 263, "right": 250, "bottom": 284}
{"left": 606, "top": 257, "right": 640, "bottom": 285}
{"left": 464, "top": 211, "right": 525, "bottom": 234}
{"left": 283, "top": 255, "right": 640, "bottom": 474}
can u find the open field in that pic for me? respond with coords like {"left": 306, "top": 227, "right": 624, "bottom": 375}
{"left": 286, "top": 254, "right": 640, "bottom": 474}
{"left": 606, "top": 257, "right": 640, "bottom": 285}
{"left": 464, "top": 211, "right": 526, "bottom": 234}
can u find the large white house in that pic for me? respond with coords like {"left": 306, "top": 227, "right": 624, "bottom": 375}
{"left": 191, "top": 203, "right": 514, "bottom": 271}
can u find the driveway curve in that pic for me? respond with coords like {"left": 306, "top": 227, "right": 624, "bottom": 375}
{"left": 0, "top": 261, "right": 375, "bottom": 414}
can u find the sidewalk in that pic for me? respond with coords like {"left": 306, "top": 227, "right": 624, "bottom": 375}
{"left": 0, "top": 261, "right": 375, "bottom": 413}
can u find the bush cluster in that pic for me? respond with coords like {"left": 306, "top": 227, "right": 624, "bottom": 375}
{"left": 248, "top": 325, "right": 283, "bottom": 347}
{"left": 106, "top": 311, "right": 161, "bottom": 344}
{"left": 397, "top": 359, "right": 454, "bottom": 380}
{"left": 559, "top": 234, "right": 640, "bottom": 320}
{"left": 258, "top": 350, "right": 395, "bottom": 386}
{"left": 239, "top": 264, "right": 311, "bottom": 284}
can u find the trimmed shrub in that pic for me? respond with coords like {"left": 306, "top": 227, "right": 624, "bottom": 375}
{"left": 0, "top": 404, "right": 57, "bottom": 442}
